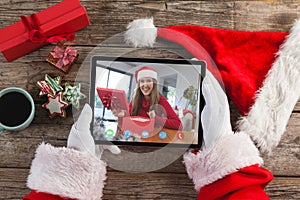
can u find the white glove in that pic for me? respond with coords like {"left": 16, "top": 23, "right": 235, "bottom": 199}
{"left": 68, "top": 104, "right": 121, "bottom": 159}
{"left": 200, "top": 70, "right": 233, "bottom": 153}
{"left": 67, "top": 104, "right": 96, "bottom": 156}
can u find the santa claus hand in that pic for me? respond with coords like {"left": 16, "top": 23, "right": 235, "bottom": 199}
{"left": 96, "top": 144, "right": 121, "bottom": 160}
{"left": 200, "top": 70, "right": 233, "bottom": 152}
{"left": 147, "top": 110, "right": 156, "bottom": 118}
{"left": 67, "top": 104, "right": 96, "bottom": 156}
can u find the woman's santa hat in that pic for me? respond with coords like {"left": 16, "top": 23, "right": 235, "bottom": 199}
{"left": 124, "top": 18, "right": 300, "bottom": 155}
{"left": 135, "top": 66, "right": 158, "bottom": 82}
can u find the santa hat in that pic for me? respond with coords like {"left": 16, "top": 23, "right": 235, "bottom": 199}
{"left": 124, "top": 18, "right": 300, "bottom": 155}
{"left": 135, "top": 66, "right": 157, "bottom": 82}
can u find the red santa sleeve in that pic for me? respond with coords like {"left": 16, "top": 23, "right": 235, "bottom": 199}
{"left": 198, "top": 164, "right": 273, "bottom": 200}
{"left": 183, "top": 132, "right": 273, "bottom": 200}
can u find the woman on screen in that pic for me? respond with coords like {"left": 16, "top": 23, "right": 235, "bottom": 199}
{"left": 114, "top": 66, "right": 182, "bottom": 130}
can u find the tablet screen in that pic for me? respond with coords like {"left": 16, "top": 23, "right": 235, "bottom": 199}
{"left": 90, "top": 56, "right": 206, "bottom": 148}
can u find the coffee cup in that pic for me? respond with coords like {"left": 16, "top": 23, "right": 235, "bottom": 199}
{"left": 0, "top": 87, "right": 35, "bottom": 133}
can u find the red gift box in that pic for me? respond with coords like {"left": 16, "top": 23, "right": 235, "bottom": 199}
{"left": 47, "top": 42, "right": 78, "bottom": 72}
{"left": 121, "top": 116, "right": 155, "bottom": 137}
{"left": 0, "top": 0, "right": 90, "bottom": 62}
{"left": 96, "top": 87, "right": 130, "bottom": 114}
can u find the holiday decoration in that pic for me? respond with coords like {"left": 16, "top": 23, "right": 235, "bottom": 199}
{"left": 42, "top": 92, "right": 69, "bottom": 118}
{"left": 47, "top": 42, "right": 78, "bottom": 72}
{"left": 0, "top": 0, "right": 90, "bottom": 62}
{"left": 63, "top": 82, "right": 86, "bottom": 109}
{"left": 36, "top": 74, "right": 63, "bottom": 96}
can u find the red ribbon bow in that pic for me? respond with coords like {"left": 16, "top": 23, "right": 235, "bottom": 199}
{"left": 20, "top": 14, "right": 75, "bottom": 44}
{"left": 102, "top": 95, "right": 112, "bottom": 110}
{"left": 50, "top": 46, "right": 77, "bottom": 68}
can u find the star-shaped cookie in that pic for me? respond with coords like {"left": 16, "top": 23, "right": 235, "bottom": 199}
{"left": 63, "top": 83, "right": 86, "bottom": 109}
{"left": 42, "top": 92, "right": 69, "bottom": 118}
{"left": 37, "top": 74, "right": 63, "bottom": 96}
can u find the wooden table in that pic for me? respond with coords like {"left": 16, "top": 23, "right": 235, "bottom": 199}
{"left": 0, "top": 1, "right": 299, "bottom": 199}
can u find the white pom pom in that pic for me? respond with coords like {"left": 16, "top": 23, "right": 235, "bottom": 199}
{"left": 124, "top": 17, "right": 157, "bottom": 47}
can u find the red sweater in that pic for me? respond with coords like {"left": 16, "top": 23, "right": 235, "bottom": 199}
{"left": 129, "top": 95, "right": 182, "bottom": 130}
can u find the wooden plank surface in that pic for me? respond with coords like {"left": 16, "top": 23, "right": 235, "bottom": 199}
{"left": 1, "top": 168, "right": 299, "bottom": 200}
{"left": 0, "top": 0, "right": 299, "bottom": 199}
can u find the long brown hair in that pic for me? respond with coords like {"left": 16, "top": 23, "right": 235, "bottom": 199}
{"left": 131, "top": 79, "right": 160, "bottom": 116}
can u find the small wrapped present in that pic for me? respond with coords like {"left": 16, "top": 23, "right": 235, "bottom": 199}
{"left": 0, "top": 0, "right": 90, "bottom": 62}
{"left": 47, "top": 42, "right": 78, "bottom": 72}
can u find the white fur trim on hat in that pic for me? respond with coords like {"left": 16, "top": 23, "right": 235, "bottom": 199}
{"left": 27, "top": 143, "right": 106, "bottom": 200}
{"left": 137, "top": 69, "right": 157, "bottom": 81}
{"left": 183, "top": 132, "right": 263, "bottom": 191}
{"left": 237, "top": 19, "right": 300, "bottom": 155}
{"left": 124, "top": 17, "right": 157, "bottom": 47}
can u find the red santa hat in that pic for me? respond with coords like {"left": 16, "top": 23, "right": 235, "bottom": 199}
{"left": 124, "top": 18, "right": 300, "bottom": 155}
{"left": 135, "top": 66, "right": 157, "bottom": 82}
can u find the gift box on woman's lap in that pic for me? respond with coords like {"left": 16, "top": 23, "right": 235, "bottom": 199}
{"left": 121, "top": 116, "right": 155, "bottom": 137}
{"left": 0, "top": 0, "right": 90, "bottom": 62}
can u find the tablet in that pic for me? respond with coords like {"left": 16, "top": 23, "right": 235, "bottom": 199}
{"left": 90, "top": 56, "right": 206, "bottom": 148}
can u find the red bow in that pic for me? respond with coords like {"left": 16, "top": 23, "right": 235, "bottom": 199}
{"left": 20, "top": 14, "right": 75, "bottom": 44}
{"left": 102, "top": 95, "right": 112, "bottom": 110}
{"left": 50, "top": 46, "right": 77, "bottom": 68}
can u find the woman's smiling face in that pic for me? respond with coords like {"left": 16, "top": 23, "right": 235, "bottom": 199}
{"left": 139, "top": 77, "right": 154, "bottom": 97}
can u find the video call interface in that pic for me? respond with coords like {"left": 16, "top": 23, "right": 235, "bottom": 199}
{"left": 90, "top": 56, "right": 206, "bottom": 148}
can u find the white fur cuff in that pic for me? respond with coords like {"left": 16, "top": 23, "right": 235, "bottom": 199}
{"left": 183, "top": 132, "right": 263, "bottom": 191}
{"left": 27, "top": 143, "right": 107, "bottom": 200}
